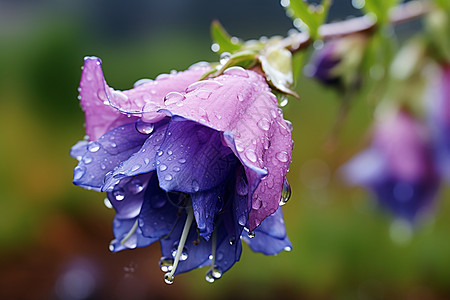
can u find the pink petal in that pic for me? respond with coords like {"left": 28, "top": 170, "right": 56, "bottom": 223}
{"left": 79, "top": 57, "right": 210, "bottom": 140}
{"left": 162, "top": 67, "right": 293, "bottom": 230}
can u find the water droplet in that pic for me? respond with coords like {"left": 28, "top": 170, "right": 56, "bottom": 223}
{"left": 284, "top": 246, "right": 292, "bottom": 252}
{"left": 285, "top": 120, "right": 293, "bottom": 131}
{"left": 238, "top": 215, "right": 247, "bottom": 226}
{"left": 192, "top": 180, "right": 200, "bottom": 192}
{"left": 164, "top": 273, "right": 174, "bottom": 284}
{"left": 211, "top": 43, "right": 220, "bottom": 52}
{"left": 279, "top": 97, "right": 288, "bottom": 107}
{"left": 252, "top": 198, "right": 262, "bottom": 210}
{"left": 245, "top": 149, "right": 258, "bottom": 163}
{"left": 100, "top": 163, "right": 107, "bottom": 170}
{"left": 257, "top": 118, "right": 271, "bottom": 131}
{"left": 113, "top": 188, "right": 125, "bottom": 201}
{"left": 123, "top": 234, "right": 137, "bottom": 249}
{"left": 229, "top": 236, "right": 236, "bottom": 245}
{"left": 220, "top": 52, "right": 231, "bottom": 65}
{"left": 276, "top": 151, "right": 289, "bottom": 162}
{"left": 159, "top": 257, "right": 174, "bottom": 272}
{"left": 128, "top": 179, "right": 144, "bottom": 194}
{"left": 109, "top": 240, "right": 116, "bottom": 252}
{"left": 136, "top": 122, "right": 154, "bottom": 135}
{"left": 165, "top": 174, "right": 173, "bottom": 181}
{"left": 104, "top": 198, "right": 113, "bottom": 209}
{"left": 247, "top": 231, "right": 255, "bottom": 238}
{"left": 88, "top": 142, "right": 100, "bottom": 152}
{"left": 173, "top": 166, "right": 181, "bottom": 172}
{"left": 133, "top": 78, "right": 153, "bottom": 87}
{"left": 160, "top": 164, "right": 167, "bottom": 171}
{"left": 223, "top": 66, "right": 249, "bottom": 78}
{"left": 171, "top": 244, "right": 189, "bottom": 261}
{"left": 144, "top": 158, "right": 150, "bottom": 165}
{"left": 237, "top": 93, "right": 244, "bottom": 102}
{"left": 164, "top": 92, "right": 186, "bottom": 105}
{"left": 131, "top": 164, "right": 141, "bottom": 172}
{"left": 82, "top": 154, "right": 93, "bottom": 164}
{"left": 205, "top": 267, "right": 222, "bottom": 283}
{"left": 73, "top": 166, "right": 86, "bottom": 180}
{"left": 178, "top": 158, "right": 186, "bottom": 164}
{"left": 110, "top": 142, "right": 117, "bottom": 148}
{"left": 280, "top": 178, "right": 291, "bottom": 206}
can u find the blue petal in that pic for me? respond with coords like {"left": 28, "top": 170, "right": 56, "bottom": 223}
{"left": 138, "top": 174, "right": 183, "bottom": 239}
{"left": 102, "top": 119, "right": 169, "bottom": 191}
{"left": 72, "top": 122, "right": 150, "bottom": 191}
{"left": 160, "top": 211, "right": 212, "bottom": 275}
{"left": 70, "top": 140, "right": 88, "bottom": 161}
{"left": 191, "top": 184, "right": 226, "bottom": 240}
{"left": 156, "top": 116, "right": 236, "bottom": 193}
{"left": 107, "top": 172, "right": 152, "bottom": 219}
{"left": 242, "top": 207, "right": 292, "bottom": 255}
{"left": 110, "top": 217, "right": 158, "bottom": 252}
{"left": 233, "top": 166, "right": 252, "bottom": 228}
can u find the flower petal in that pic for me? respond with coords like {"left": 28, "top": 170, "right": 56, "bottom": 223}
{"left": 110, "top": 217, "right": 158, "bottom": 252}
{"left": 79, "top": 57, "right": 138, "bottom": 141}
{"left": 242, "top": 206, "right": 292, "bottom": 255}
{"left": 162, "top": 69, "right": 292, "bottom": 230}
{"left": 156, "top": 116, "right": 237, "bottom": 193}
{"left": 107, "top": 173, "right": 152, "bottom": 219}
{"left": 102, "top": 119, "right": 169, "bottom": 191}
{"left": 72, "top": 122, "right": 150, "bottom": 191}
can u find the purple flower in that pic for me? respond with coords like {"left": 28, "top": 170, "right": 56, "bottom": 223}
{"left": 342, "top": 109, "right": 440, "bottom": 222}
{"left": 71, "top": 57, "right": 293, "bottom": 283}
{"left": 306, "top": 40, "right": 342, "bottom": 86}
{"left": 427, "top": 64, "right": 450, "bottom": 181}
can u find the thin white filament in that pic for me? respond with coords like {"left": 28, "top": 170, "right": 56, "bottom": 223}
{"left": 120, "top": 219, "right": 139, "bottom": 245}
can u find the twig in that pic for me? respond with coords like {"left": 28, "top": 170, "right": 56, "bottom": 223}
{"left": 283, "top": 0, "right": 432, "bottom": 53}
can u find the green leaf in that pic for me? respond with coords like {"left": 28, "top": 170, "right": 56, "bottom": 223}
{"left": 210, "top": 20, "right": 242, "bottom": 54}
{"left": 362, "top": 0, "right": 401, "bottom": 25}
{"left": 287, "top": 0, "right": 332, "bottom": 39}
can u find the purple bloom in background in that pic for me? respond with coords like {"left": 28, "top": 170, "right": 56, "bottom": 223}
{"left": 71, "top": 57, "right": 293, "bottom": 283}
{"left": 427, "top": 64, "right": 450, "bottom": 181}
{"left": 342, "top": 109, "right": 440, "bottom": 222}
{"left": 306, "top": 40, "right": 342, "bottom": 86}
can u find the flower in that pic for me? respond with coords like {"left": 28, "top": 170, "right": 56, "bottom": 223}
{"left": 342, "top": 108, "right": 440, "bottom": 222}
{"left": 71, "top": 57, "right": 293, "bottom": 283}
{"left": 427, "top": 64, "right": 450, "bottom": 181}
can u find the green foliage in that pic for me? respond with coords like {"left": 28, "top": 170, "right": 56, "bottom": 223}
{"left": 287, "top": 0, "right": 332, "bottom": 39}
{"left": 210, "top": 20, "right": 242, "bottom": 54}
{"left": 363, "top": 0, "right": 401, "bottom": 25}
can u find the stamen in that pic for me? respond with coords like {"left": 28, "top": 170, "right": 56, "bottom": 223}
{"left": 164, "top": 205, "right": 194, "bottom": 284}
{"left": 120, "top": 219, "right": 139, "bottom": 246}
{"left": 205, "top": 230, "right": 222, "bottom": 283}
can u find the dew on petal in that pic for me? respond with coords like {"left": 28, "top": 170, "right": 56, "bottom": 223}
{"left": 280, "top": 178, "right": 291, "bottom": 206}
{"left": 136, "top": 122, "right": 154, "bottom": 135}
{"left": 164, "top": 92, "right": 186, "bottom": 105}
{"left": 88, "top": 142, "right": 100, "bottom": 153}
{"left": 276, "top": 151, "right": 289, "bottom": 162}
{"left": 113, "top": 188, "right": 125, "bottom": 201}
{"left": 257, "top": 118, "right": 271, "bottom": 131}
{"left": 73, "top": 166, "right": 86, "bottom": 180}
{"left": 245, "top": 149, "right": 258, "bottom": 163}
{"left": 159, "top": 257, "right": 174, "bottom": 272}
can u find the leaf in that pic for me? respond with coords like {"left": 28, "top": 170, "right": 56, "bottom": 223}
{"left": 287, "top": 0, "right": 332, "bottom": 39}
{"left": 210, "top": 20, "right": 242, "bottom": 54}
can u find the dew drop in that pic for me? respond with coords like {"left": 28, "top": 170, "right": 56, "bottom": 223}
{"left": 82, "top": 154, "right": 93, "bottom": 164}
{"left": 173, "top": 166, "right": 181, "bottom": 172}
{"left": 104, "top": 198, "right": 113, "bottom": 209}
{"left": 100, "top": 163, "right": 106, "bottom": 170}
{"left": 144, "top": 158, "right": 150, "bottom": 165}
{"left": 238, "top": 215, "right": 247, "bottom": 226}
{"left": 113, "top": 188, "right": 125, "bottom": 201}
{"left": 205, "top": 267, "right": 222, "bottom": 283}
{"left": 211, "top": 43, "right": 220, "bottom": 52}
{"left": 223, "top": 66, "right": 249, "bottom": 78}
{"left": 123, "top": 235, "right": 137, "bottom": 249}
{"left": 165, "top": 174, "right": 173, "bottom": 181}
{"left": 110, "top": 142, "right": 117, "bottom": 148}
{"left": 192, "top": 180, "right": 200, "bottom": 192}
{"left": 157, "top": 150, "right": 164, "bottom": 157}
{"left": 171, "top": 244, "right": 189, "bottom": 261}
{"left": 133, "top": 78, "right": 153, "bottom": 87}
{"left": 108, "top": 240, "right": 116, "bottom": 252}
{"left": 167, "top": 150, "right": 173, "bottom": 155}
{"left": 229, "top": 235, "right": 236, "bottom": 245}
{"left": 279, "top": 97, "right": 288, "bottom": 107}
{"left": 279, "top": 178, "right": 291, "bottom": 206}
{"left": 164, "top": 273, "right": 174, "bottom": 285}
{"left": 245, "top": 149, "right": 258, "bottom": 163}
{"left": 73, "top": 166, "right": 86, "bottom": 180}
{"left": 276, "top": 151, "right": 289, "bottom": 162}
{"left": 128, "top": 179, "right": 144, "bottom": 194}
{"left": 220, "top": 52, "right": 231, "bottom": 65}
{"left": 159, "top": 257, "right": 174, "bottom": 272}
{"left": 252, "top": 198, "right": 262, "bottom": 210}
{"left": 131, "top": 164, "right": 141, "bottom": 172}
{"left": 247, "top": 231, "right": 255, "bottom": 238}
{"left": 178, "top": 158, "right": 186, "bottom": 164}
{"left": 257, "top": 118, "right": 271, "bottom": 131}
{"left": 88, "top": 142, "right": 100, "bottom": 153}
{"left": 136, "top": 122, "right": 154, "bottom": 135}
{"left": 160, "top": 164, "right": 168, "bottom": 171}
{"left": 237, "top": 93, "right": 244, "bottom": 102}
{"left": 284, "top": 246, "right": 292, "bottom": 252}
{"left": 164, "top": 92, "right": 186, "bottom": 105}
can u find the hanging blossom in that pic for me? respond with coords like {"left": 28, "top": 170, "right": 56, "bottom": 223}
{"left": 71, "top": 57, "right": 293, "bottom": 283}
{"left": 427, "top": 64, "right": 450, "bottom": 182}
{"left": 342, "top": 108, "right": 440, "bottom": 222}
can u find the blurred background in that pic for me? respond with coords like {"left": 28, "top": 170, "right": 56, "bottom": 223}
{"left": 1, "top": 0, "right": 449, "bottom": 299}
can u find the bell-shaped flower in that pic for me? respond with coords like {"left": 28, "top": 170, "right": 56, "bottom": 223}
{"left": 71, "top": 57, "right": 293, "bottom": 283}
{"left": 342, "top": 108, "right": 440, "bottom": 222}
{"left": 427, "top": 64, "right": 450, "bottom": 181}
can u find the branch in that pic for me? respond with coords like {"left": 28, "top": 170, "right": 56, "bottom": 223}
{"left": 283, "top": 0, "right": 432, "bottom": 53}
